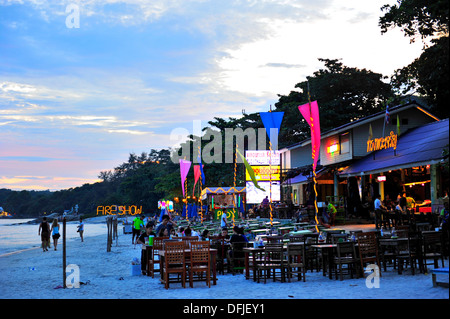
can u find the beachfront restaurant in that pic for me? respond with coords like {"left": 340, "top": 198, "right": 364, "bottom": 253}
{"left": 280, "top": 100, "right": 446, "bottom": 220}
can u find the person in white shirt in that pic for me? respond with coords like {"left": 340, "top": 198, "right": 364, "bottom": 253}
{"left": 374, "top": 195, "right": 387, "bottom": 230}
{"left": 221, "top": 208, "right": 228, "bottom": 228}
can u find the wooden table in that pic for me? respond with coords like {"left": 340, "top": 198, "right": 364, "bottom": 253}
{"left": 243, "top": 243, "right": 305, "bottom": 281}
{"left": 158, "top": 248, "right": 218, "bottom": 286}
{"left": 310, "top": 244, "right": 336, "bottom": 279}
{"left": 378, "top": 237, "right": 422, "bottom": 274}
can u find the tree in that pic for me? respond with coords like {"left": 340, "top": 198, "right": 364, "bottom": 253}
{"left": 379, "top": 0, "right": 449, "bottom": 118}
{"left": 274, "top": 58, "right": 394, "bottom": 148}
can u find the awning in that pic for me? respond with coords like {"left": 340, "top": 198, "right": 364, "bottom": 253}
{"left": 200, "top": 187, "right": 246, "bottom": 199}
{"left": 283, "top": 167, "right": 328, "bottom": 185}
{"left": 339, "top": 119, "right": 449, "bottom": 177}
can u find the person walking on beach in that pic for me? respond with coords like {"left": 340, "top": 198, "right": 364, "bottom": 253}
{"left": 132, "top": 215, "right": 144, "bottom": 244}
{"left": 77, "top": 217, "right": 84, "bottom": 242}
{"left": 38, "top": 217, "right": 51, "bottom": 252}
{"left": 50, "top": 218, "right": 61, "bottom": 250}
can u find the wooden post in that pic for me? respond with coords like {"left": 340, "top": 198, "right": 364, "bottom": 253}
{"left": 63, "top": 217, "right": 66, "bottom": 288}
{"left": 106, "top": 216, "right": 112, "bottom": 252}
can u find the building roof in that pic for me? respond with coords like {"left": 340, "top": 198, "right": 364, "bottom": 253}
{"left": 281, "top": 100, "right": 439, "bottom": 152}
{"left": 339, "top": 118, "right": 449, "bottom": 177}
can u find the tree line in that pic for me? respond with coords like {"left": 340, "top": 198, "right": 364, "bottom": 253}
{"left": 1, "top": 0, "right": 447, "bottom": 218}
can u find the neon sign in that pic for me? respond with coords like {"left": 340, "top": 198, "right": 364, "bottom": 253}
{"left": 367, "top": 131, "right": 398, "bottom": 153}
{"left": 327, "top": 143, "right": 338, "bottom": 154}
{"left": 96, "top": 205, "right": 142, "bottom": 216}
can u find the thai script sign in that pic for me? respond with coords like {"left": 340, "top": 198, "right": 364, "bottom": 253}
{"left": 367, "top": 131, "right": 398, "bottom": 153}
{"left": 245, "top": 150, "right": 280, "bottom": 166}
{"left": 245, "top": 166, "right": 280, "bottom": 181}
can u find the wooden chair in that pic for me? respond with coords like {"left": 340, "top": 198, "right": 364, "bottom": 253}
{"left": 147, "top": 236, "right": 170, "bottom": 278}
{"left": 181, "top": 236, "right": 199, "bottom": 249}
{"left": 188, "top": 241, "right": 211, "bottom": 288}
{"left": 334, "top": 241, "right": 360, "bottom": 281}
{"left": 286, "top": 243, "right": 306, "bottom": 282}
{"left": 356, "top": 231, "right": 381, "bottom": 278}
{"left": 256, "top": 243, "right": 285, "bottom": 283}
{"left": 304, "top": 233, "right": 320, "bottom": 272}
{"left": 162, "top": 241, "right": 186, "bottom": 289}
{"left": 396, "top": 234, "right": 419, "bottom": 275}
{"left": 289, "top": 235, "right": 304, "bottom": 243}
{"left": 266, "top": 235, "right": 284, "bottom": 244}
{"left": 227, "top": 242, "right": 247, "bottom": 275}
{"left": 210, "top": 235, "right": 227, "bottom": 275}
{"left": 330, "top": 233, "right": 348, "bottom": 244}
{"left": 422, "top": 231, "right": 445, "bottom": 273}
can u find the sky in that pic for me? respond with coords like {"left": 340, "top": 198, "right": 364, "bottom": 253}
{"left": 0, "top": 0, "right": 426, "bottom": 191}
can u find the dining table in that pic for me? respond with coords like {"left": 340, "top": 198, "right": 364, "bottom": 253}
{"left": 310, "top": 242, "right": 359, "bottom": 279}
{"left": 379, "top": 234, "right": 426, "bottom": 274}
{"left": 158, "top": 248, "right": 218, "bottom": 285}
{"left": 242, "top": 243, "right": 305, "bottom": 282}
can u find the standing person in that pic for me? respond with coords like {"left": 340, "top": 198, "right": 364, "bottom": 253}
{"left": 136, "top": 223, "right": 156, "bottom": 275}
{"left": 38, "top": 217, "right": 51, "bottom": 252}
{"left": 220, "top": 209, "right": 228, "bottom": 229}
{"left": 50, "top": 218, "right": 61, "bottom": 251}
{"left": 132, "top": 215, "right": 144, "bottom": 244}
{"left": 77, "top": 217, "right": 84, "bottom": 242}
{"left": 374, "top": 195, "right": 387, "bottom": 230}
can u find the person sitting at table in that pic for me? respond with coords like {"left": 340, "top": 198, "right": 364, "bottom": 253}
{"left": 374, "top": 194, "right": 388, "bottom": 229}
{"left": 155, "top": 214, "right": 177, "bottom": 237}
{"left": 184, "top": 226, "right": 200, "bottom": 239}
{"left": 229, "top": 226, "right": 248, "bottom": 244}
{"left": 201, "top": 229, "right": 210, "bottom": 241}
{"left": 221, "top": 227, "right": 230, "bottom": 241}
{"left": 176, "top": 226, "right": 185, "bottom": 237}
{"left": 136, "top": 223, "right": 156, "bottom": 275}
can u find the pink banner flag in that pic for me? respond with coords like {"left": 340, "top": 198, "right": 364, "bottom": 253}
{"left": 179, "top": 159, "right": 191, "bottom": 198}
{"left": 298, "top": 101, "right": 321, "bottom": 171}
{"left": 193, "top": 165, "right": 202, "bottom": 196}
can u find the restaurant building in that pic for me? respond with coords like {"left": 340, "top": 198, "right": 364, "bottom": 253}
{"left": 281, "top": 100, "right": 448, "bottom": 218}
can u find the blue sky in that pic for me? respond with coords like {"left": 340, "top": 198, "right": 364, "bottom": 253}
{"left": 0, "top": 0, "right": 425, "bottom": 191}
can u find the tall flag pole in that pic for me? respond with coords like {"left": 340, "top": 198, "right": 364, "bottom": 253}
{"left": 298, "top": 87, "right": 321, "bottom": 232}
{"left": 260, "top": 110, "right": 284, "bottom": 227}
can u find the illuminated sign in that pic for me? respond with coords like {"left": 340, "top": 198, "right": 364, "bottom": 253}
{"left": 96, "top": 205, "right": 142, "bottom": 215}
{"left": 245, "top": 166, "right": 280, "bottom": 181}
{"left": 245, "top": 150, "right": 280, "bottom": 166}
{"left": 377, "top": 176, "right": 386, "bottom": 182}
{"left": 367, "top": 131, "right": 398, "bottom": 153}
{"left": 327, "top": 143, "right": 338, "bottom": 154}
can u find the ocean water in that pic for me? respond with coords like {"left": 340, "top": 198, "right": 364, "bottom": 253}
{"left": 0, "top": 219, "right": 109, "bottom": 255}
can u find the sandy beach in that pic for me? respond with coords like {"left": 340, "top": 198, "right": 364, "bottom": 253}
{"left": 0, "top": 218, "right": 448, "bottom": 303}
